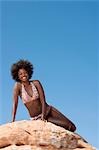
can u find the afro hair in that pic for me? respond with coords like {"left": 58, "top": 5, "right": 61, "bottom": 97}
{"left": 11, "top": 59, "right": 33, "bottom": 82}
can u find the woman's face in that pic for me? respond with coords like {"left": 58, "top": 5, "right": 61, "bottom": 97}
{"left": 18, "top": 68, "right": 29, "bottom": 82}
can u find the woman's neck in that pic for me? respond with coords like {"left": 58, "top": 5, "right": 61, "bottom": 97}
{"left": 21, "top": 81, "right": 30, "bottom": 86}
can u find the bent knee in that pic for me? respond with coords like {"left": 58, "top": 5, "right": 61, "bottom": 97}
{"left": 70, "top": 124, "right": 76, "bottom": 132}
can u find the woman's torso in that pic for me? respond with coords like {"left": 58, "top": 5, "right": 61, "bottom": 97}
{"left": 19, "top": 80, "right": 43, "bottom": 117}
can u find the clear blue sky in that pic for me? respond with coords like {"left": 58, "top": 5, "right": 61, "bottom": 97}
{"left": 0, "top": 0, "right": 98, "bottom": 148}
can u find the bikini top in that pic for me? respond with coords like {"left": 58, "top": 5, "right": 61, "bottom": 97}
{"left": 21, "top": 82, "right": 39, "bottom": 104}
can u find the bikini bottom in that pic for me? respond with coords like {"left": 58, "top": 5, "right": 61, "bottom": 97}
{"left": 30, "top": 105, "right": 52, "bottom": 120}
{"left": 30, "top": 114, "right": 42, "bottom": 120}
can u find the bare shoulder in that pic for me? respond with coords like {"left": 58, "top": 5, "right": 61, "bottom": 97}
{"left": 13, "top": 82, "right": 21, "bottom": 93}
{"left": 32, "top": 80, "right": 45, "bottom": 97}
{"left": 33, "top": 80, "right": 43, "bottom": 90}
{"left": 32, "top": 80, "right": 43, "bottom": 88}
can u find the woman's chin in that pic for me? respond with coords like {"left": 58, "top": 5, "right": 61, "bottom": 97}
{"left": 21, "top": 79, "right": 28, "bottom": 82}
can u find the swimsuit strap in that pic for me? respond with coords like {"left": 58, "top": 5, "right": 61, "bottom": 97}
{"left": 30, "top": 82, "right": 39, "bottom": 97}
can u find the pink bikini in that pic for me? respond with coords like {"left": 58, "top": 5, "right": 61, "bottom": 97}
{"left": 21, "top": 82, "right": 39, "bottom": 104}
{"left": 22, "top": 81, "right": 51, "bottom": 120}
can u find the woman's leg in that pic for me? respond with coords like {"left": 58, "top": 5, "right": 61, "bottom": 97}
{"left": 47, "top": 106, "right": 76, "bottom": 132}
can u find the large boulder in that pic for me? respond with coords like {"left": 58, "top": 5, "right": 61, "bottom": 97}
{"left": 0, "top": 120, "right": 95, "bottom": 150}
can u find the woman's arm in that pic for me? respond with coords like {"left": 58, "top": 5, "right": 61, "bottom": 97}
{"left": 34, "top": 80, "right": 47, "bottom": 120}
{"left": 12, "top": 82, "right": 20, "bottom": 122}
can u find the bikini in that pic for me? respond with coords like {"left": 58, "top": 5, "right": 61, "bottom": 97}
{"left": 21, "top": 82, "right": 39, "bottom": 104}
{"left": 21, "top": 81, "right": 51, "bottom": 120}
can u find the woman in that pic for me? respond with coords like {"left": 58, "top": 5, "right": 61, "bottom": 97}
{"left": 11, "top": 59, "right": 76, "bottom": 132}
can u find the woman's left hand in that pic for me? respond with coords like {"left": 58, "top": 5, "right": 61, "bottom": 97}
{"left": 41, "top": 114, "right": 47, "bottom": 122}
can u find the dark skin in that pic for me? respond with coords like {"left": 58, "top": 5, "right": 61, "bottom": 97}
{"left": 12, "top": 68, "right": 76, "bottom": 132}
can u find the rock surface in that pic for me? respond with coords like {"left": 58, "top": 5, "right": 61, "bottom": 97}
{"left": 0, "top": 120, "right": 95, "bottom": 150}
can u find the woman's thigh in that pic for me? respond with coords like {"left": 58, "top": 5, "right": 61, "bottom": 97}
{"left": 49, "top": 106, "right": 71, "bottom": 121}
{"left": 47, "top": 106, "right": 76, "bottom": 131}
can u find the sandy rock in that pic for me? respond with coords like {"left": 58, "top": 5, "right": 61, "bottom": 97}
{"left": 0, "top": 120, "right": 95, "bottom": 150}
